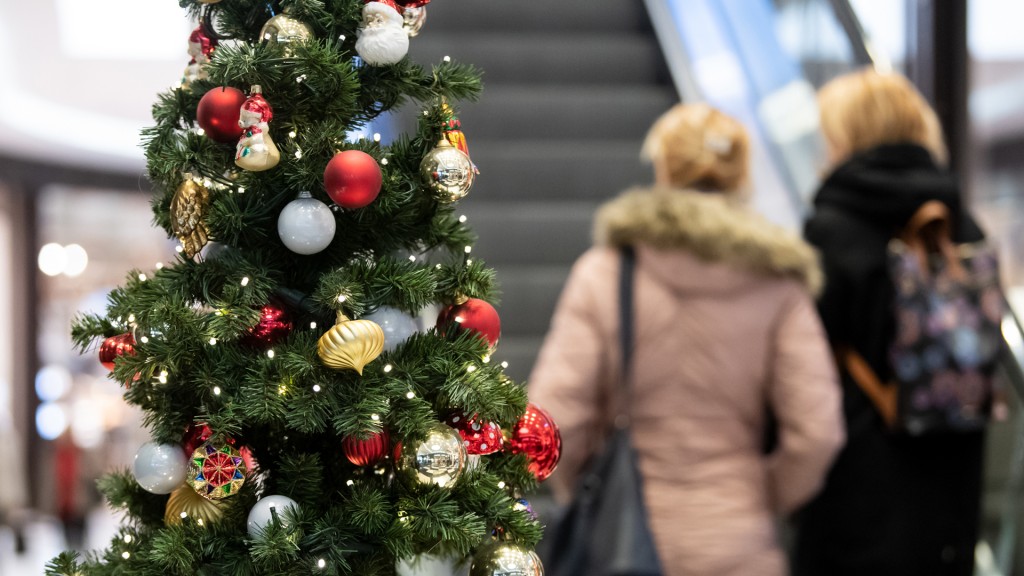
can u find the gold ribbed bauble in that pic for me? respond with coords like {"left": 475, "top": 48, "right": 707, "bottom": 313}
{"left": 469, "top": 541, "right": 544, "bottom": 576}
{"left": 419, "top": 139, "right": 475, "bottom": 203}
{"left": 259, "top": 13, "right": 314, "bottom": 56}
{"left": 169, "top": 174, "right": 211, "bottom": 258}
{"left": 317, "top": 312, "right": 385, "bottom": 374}
{"left": 164, "top": 483, "right": 224, "bottom": 526}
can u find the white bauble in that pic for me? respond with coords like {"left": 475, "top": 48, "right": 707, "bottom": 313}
{"left": 363, "top": 306, "right": 418, "bottom": 352}
{"left": 278, "top": 191, "right": 336, "bottom": 255}
{"left": 133, "top": 442, "right": 187, "bottom": 495}
{"left": 247, "top": 494, "right": 300, "bottom": 539}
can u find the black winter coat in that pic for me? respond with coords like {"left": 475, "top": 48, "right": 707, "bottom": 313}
{"left": 792, "top": 144, "right": 986, "bottom": 576}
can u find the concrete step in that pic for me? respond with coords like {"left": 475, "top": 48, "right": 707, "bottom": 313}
{"left": 416, "top": 1, "right": 652, "bottom": 34}
{"left": 456, "top": 85, "right": 678, "bottom": 141}
{"left": 411, "top": 33, "right": 670, "bottom": 86}
{"left": 461, "top": 200, "right": 596, "bottom": 266}
{"left": 492, "top": 265, "right": 572, "bottom": 337}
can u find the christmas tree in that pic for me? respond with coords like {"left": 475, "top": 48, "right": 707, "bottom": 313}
{"left": 47, "top": 1, "right": 560, "bottom": 574}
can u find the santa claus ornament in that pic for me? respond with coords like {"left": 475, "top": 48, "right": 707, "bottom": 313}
{"left": 355, "top": 0, "right": 410, "bottom": 66}
{"left": 235, "top": 85, "right": 281, "bottom": 172}
{"left": 182, "top": 25, "right": 217, "bottom": 90}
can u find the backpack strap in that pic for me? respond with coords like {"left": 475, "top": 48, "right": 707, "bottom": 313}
{"left": 837, "top": 346, "right": 898, "bottom": 428}
{"left": 901, "top": 200, "right": 966, "bottom": 281}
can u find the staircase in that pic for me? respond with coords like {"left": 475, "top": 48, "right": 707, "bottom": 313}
{"left": 409, "top": 1, "right": 677, "bottom": 381}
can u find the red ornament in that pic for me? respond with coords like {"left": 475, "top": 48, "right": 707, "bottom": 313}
{"left": 98, "top": 333, "right": 136, "bottom": 371}
{"left": 241, "top": 302, "right": 293, "bottom": 348}
{"left": 197, "top": 87, "right": 246, "bottom": 143}
{"left": 324, "top": 150, "right": 383, "bottom": 209}
{"left": 342, "top": 429, "right": 391, "bottom": 466}
{"left": 509, "top": 403, "right": 562, "bottom": 482}
{"left": 183, "top": 423, "right": 257, "bottom": 474}
{"left": 437, "top": 298, "right": 501, "bottom": 348}
{"left": 444, "top": 412, "right": 503, "bottom": 455}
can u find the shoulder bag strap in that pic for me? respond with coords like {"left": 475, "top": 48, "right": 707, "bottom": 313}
{"left": 617, "top": 246, "right": 636, "bottom": 427}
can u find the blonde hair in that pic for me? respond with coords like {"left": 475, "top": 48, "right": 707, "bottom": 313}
{"left": 818, "top": 69, "right": 948, "bottom": 166}
{"left": 641, "top": 103, "right": 750, "bottom": 193}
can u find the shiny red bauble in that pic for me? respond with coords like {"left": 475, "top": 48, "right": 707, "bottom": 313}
{"left": 444, "top": 412, "right": 503, "bottom": 455}
{"left": 241, "top": 303, "right": 294, "bottom": 348}
{"left": 197, "top": 86, "right": 246, "bottom": 143}
{"left": 98, "top": 333, "right": 136, "bottom": 371}
{"left": 509, "top": 403, "right": 562, "bottom": 482}
{"left": 342, "top": 429, "right": 391, "bottom": 466}
{"left": 324, "top": 150, "right": 383, "bottom": 209}
{"left": 183, "top": 423, "right": 257, "bottom": 473}
{"left": 437, "top": 298, "right": 501, "bottom": 348}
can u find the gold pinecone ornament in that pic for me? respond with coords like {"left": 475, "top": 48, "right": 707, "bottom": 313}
{"left": 169, "top": 174, "right": 211, "bottom": 258}
{"left": 317, "top": 311, "right": 385, "bottom": 374}
{"left": 165, "top": 483, "right": 225, "bottom": 526}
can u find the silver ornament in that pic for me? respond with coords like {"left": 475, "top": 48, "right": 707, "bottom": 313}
{"left": 362, "top": 306, "right": 419, "bottom": 352}
{"left": 397, "top": 423, "right": 466, "bottom": 488}
{"left": 420, "top": 139, "right": 475, "bottom": 203}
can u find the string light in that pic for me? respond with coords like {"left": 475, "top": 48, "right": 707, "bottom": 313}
{"left": 278, "top": 385, "right": 288, "bottom": 395}
{"left": 497, "top": 481, "right": 506, "bottom": 489}
{"left": 288, "top": 130, "right": 297, "bottom": 139}
{"left": 309, "top": 321, "right": 317, "bottom": 329}
{"left": 128, "top": 314, "right": 136, "bottom": 323}
{"left": 346, "top": 479, "right": 355, "bottom": 487}
{"left": 408, "top": 255, "right": 417, "bottom": 262}
{"left": 296, "top": 74, "right": 307, "bottom": 83}
{"left": 196, "top": 128, "right": 206, "bottom": 136}
{"left": 138, "top": 273, "right": 148, "bottom": 281}
{"left": 140, "top": 336, "right": 150, "bottom": 344}
{"left": 267, "top": 349, "right": 276, "bottom": 359}
{"left": 123, "top": 534, "right": 133, "bottom": 543}
{"left": 339, "top": 34, "right": 346, "bottom": 41}
{"left": 371, "top": 413, "right": 380, "bottom": 421}
{"left": 158, "top": 371, "right": 169, "bottom": 384}
{"left": 501, "top": 361, "right": 509, "bottom": 369}
{"left": 380, "top": 158, "right": 389, "bottom": 166}
{"left": 209, "top": 338, "right": 217, "bottom": 345}
{"left": 406, "top": 391, "right": 416, "bottom": 399}
{"left": 466, "top": 365, "right": 477, "bottom": 373}
{"left": 241, "top": 277, "right": 250, "bottom": 287}
{"left": 295, "top": 148, "right": 303, "bottom": 159}
{"left": 464, "top": 246, "right": 472, "bottom": 254}
{"left": 237, "top": 186, "right": 246, "bottom": 194}
{"left": 337, "top": 294, "right": 348, "bottom": 303}
{"left": 175, "top": 245, "right": 185, "bottom": 253}
{"left": 443, "top": 55, "right": 451, "bottom": 62}
{"left": 122, "top": 552, "right": 131, "bottom": 559}
{"left": 318, "top": 559, "right": 327, "bottom": 569}
{"left": 213, "top": 386, "right": 222, "bottom": 396}
{"left": 373, "top": 133, "right": 381, "bottom": 142}
{"left": 383, "top": 364, "right": 393, "bottom": 373}
{"left": 459, "top": 215, "right": 467, "bottom": 223}
{"left": 155, "top": 262, "right": 164, "bottom": 269}
{"left": 313, "top": 384, "right": 322, "bottom": 393}
{"left": 482, "top": 355, "right": 491, "bottom": 363}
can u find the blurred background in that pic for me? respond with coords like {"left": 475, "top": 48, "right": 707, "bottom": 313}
{"left": 2, "top": 0, "right": 1024, "bottom": 574}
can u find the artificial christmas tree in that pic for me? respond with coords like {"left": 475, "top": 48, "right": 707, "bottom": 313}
{"left": 47, "top": 1, "right": 559, "bottom": 574}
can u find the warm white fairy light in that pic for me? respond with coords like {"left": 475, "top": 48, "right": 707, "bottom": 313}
{"left": 158, "top": 371, "right": 169, "bottom": 384}
{"left": 466, "top": 365, "right": 477, "bottom": 373}
{"left": 464, "top": 246, "right": 472, "bottom": 254}
{"left": 122, "top": 552, "right": 131, "bottom": 559}
{"left": 371, "top": 413, "right": 380, "bottom": 421}
{"left": 175, "top": 245, "right": 185, "bottom": 253}
{"left": 380, "top": 158, "right": 389, "bottom": 166}
{"left": 140, "top": 336, "right": 150, "bottom": 344}
{"left": 138, "top": 273, "right": 148, "bottom": 281}
{"left": 482, "top": 355, "right": 491, "bottom": 363}
{"left": 337, "top": 294, "right": 348, "bottom": 303}
{"left": 196, "top": 128, "right": 206, "bottom": 136}
{"left": 497, "top": 481, "right": 506, "bottom": 489}
{"left": 373, "top": 133, "right": 381, "bottom": 142}
{"left": 209, "top": 337, "right": 217, "bottom": 345}
{"left": 213, "top": 386, "right": 222, "bottom": 396}
{"left": 197, "top": 518, "right": 205, "bottom": 527}
{"left": 237, "top": 186, "right": 246, "bottom": 194}
{"left": 180, "top": 512, "right": 188, "bottom": 519}
{"left": 288, "top": 130, "right": 297, "bottom": 139}
{"left": 346, "top": 479, "right": 355, "bottom": 487}
{"left": 267, "top": 349, "right": 276, "bottom": 359}
{"left": 339, "top": 34, "right": 346, "bottom": 41}
{"left": 443, "top": 55, "right": 451, "bottom": 62}
{"left": 128, "top": 314, "right": 136, "bottom": 323}
{"left": 278, "top": 385, "right": 288, "bottom": 395}
{"left": 501, "top": 361, "right": 509, "bottom": 369}
{"left": 318, "top": 559, "right": 327, "bottom": 569}
{"left": 436, "top": 263, "right": 443, "bottom": 269}
{"left": 313, "top": 384, "right": 322, "bottom": 393}
{"left": 408, "top": 255, "right": 417, "bottom": 262}
{"left": 459, "top": 215, "right": 468, "bottom": 223}
{"left": 123, "top": 534, "right": 132, "bottom": 543}
{"left": 383, "top": 364, "right": 393, "bottom": 373}
{"left": 155, "top": 262, "right": 164, "bottom": 270}
{"left": 296, "top": 74, "right": 307, "bottom": 83}
{"left": 406, "top": 391, "right": 415, "bottom": 399}
{"left": 309, "top": 321, "right": 317, "bottom": 329}
{"left": 241, "top": 277, "right": 250, "bottom": 287}
{"left": 295, "top": 148, "right": 304, "bottom": 159}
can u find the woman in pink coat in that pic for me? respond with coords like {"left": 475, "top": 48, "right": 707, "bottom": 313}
{"left": 528, "top": 104, "right": 844, "bottom": 576}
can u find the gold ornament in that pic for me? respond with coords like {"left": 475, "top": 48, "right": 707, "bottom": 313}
{"left": 169, "top": 175, "right": 211, "bottom": 258}
{"left": 420, "top": 139, "right": 474, "bottom": 203}
{"left": 403, "top": 6, "right": 427, "bottom": 37}
{"left": 469, "top": 541, "right": 544, "bottom": 576}
{"left": 259, "top": 13, "right": 314, "bottom": 56}
{"left": 396, "top": 422, "right": 467, "bottom": 488}
{"left": 317, "top": 312, "right": 385, "bottom": 374}
{"left": 165, "top": 483, "right": 224, "bottom": 526}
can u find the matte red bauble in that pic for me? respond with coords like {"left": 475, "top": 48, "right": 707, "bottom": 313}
{"left": 444, "top": 412, "right": 503, "bottom": 455}
{"left": 342, "top": 429, "right": 391, "bottom": 466}
{"left": 509, "top": 403, "right": 561, "bottom": 482}
{"left": 183, "top": 423, "right": 257, "bottom": 474}
{"left": 436, "top": 298, "right": 500, "bottom": 348}
{"left": 197, "top": 87, "right": 246, "bottom": 143}
{"left": 324, "top": 150, "right": 383, "bottom": 209}
{"left": 241, "top": 303, "right": 294, "bottom": 348}
{"left": 99, "top": 333, "right": 136, "bottom": 371}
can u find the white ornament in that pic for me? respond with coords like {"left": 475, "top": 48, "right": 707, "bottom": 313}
{"left": 278, "top": 191, "right": 336, "bottom": 254}
{"left": 247, "top": 494, "right": 299, "bottom": 539}
{"left": 355, "top": 2, "right": 410, "bottom": 66}
{"left": 362, "top": 306, "right": 419, "bottom": 352}
{"left": 133, "top": 442, "right": 187, "bottom": 495}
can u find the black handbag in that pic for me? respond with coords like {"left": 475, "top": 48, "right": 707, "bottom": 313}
{"left": 539, "top": 246, "right": 664, "bottom": 576}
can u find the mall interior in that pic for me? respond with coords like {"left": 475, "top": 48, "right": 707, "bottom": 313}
{"left": 1, "top": 0, "right": 1024, "bottom": 574}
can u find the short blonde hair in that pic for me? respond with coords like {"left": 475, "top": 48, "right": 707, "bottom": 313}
{"left": 818, "top": 69, "right": 948, "bottom": 165}
{"left": 641, "top": 103, "right": 750, "bottom": 193}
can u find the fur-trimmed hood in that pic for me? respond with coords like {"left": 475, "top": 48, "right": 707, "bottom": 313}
{"left": 594, "top": 187, "right": 822, "bottom": 295}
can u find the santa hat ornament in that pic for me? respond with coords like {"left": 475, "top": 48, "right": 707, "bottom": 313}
{"left": 355, "top": 0, "right": 410, "bottom": 66}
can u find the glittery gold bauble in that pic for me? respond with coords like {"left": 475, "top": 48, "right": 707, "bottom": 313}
{"left": 469, "top": 541, "right": 544, "bottom": 576}
{"left": 317, "top": 312, "right": 385, "bottom": 374}
{"left": 186, "top": 440, "right": 247, "bottom": 500}
{"left": 396, "top": 422, "right": 466, "bottom": 488}
{"left": 164, "top": 483, "right": 224, "bottom": 526}
{"left": 419, "top": 139, "right": 474, "bottom": 203}
{"left": 169, "top": 175, "right": 211, "bottom": 258}
{"left": 259, "top": 14, "right": 314, "bottom": 56}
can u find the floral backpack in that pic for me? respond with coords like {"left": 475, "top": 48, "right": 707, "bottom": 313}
{"left": 842, "top": 200, "right": 1004, "bottom": 435}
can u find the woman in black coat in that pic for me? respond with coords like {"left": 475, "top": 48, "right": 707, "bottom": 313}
{"left": 792, "top": 70, "right": 986, "bottom": 576}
